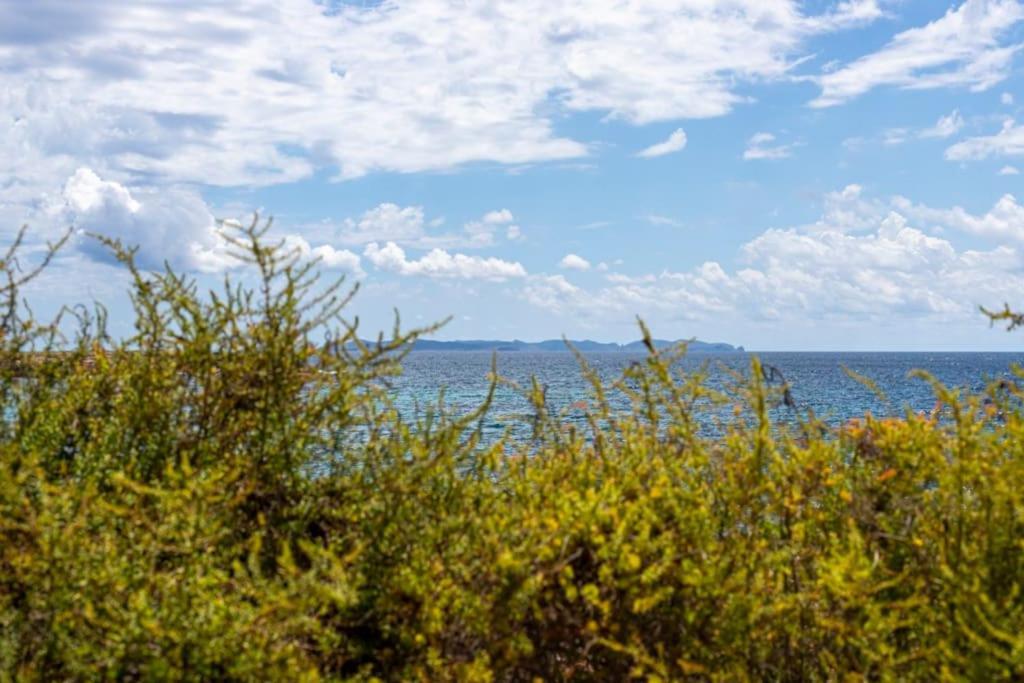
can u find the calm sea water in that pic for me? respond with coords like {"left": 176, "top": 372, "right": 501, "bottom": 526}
{"left": 389, "top": 352, "right": 1024, "bottom": 440}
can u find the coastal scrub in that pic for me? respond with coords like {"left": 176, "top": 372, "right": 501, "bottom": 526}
{"left": 1, "top": 222, "right": 1023, "bottom": 680}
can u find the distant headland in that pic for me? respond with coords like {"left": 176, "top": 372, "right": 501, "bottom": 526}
{"left": 408, "top": 339, "right": 745, "bottom": 353}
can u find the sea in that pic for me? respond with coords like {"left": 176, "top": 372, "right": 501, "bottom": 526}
{"left": 389, "top": 351, "right": 1024, "bottom": 441}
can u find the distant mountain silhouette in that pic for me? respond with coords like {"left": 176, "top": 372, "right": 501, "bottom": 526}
{"left": 407, "top": 338, "right": 745, "bottom": 353}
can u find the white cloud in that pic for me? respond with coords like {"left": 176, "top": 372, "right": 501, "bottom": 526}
{"left": 282, "top": 235, "right": 363, "bottom": 277}
{"left": 482, "top": 209, "right": 514, "bottom": 225}
{"left": 920, "top": 109, "right": 965, "bottom": 139}
{"left": 559, "top": 253, "right": 591, "bottom": 271}
{"left": 1000, "top": 165, "right": 1021, "bottom": 175}
{"left": 881, "top": 110, "right": 965, "bottom": 147}
{"left": 328, "top": 204, "right": 518, "bottom": 249}
{"left": 805, "top": 0, "right": 886, "bottom": 30}
{"left": 522, "top": 274, "right": 587, "bottom": 312}
{"left": 0, "top": 0, "right": 887, "bottom": 206}
{"left": 334, "top": 204, "right": 430, "bottom": 246}
{"left": 807, "top": 183, "right": 889, "bottom": 233}
{"left": 44, "top": 166, "right": 530, "bottom": 282}
{"left": 892, "top": 193, "right": 1024, "bottom": 243}
{"left": 522, "top": 186, "right": 1024, "bottom": 324}
{"left": 363, "top": 241, "right": 526, "bottom": 281}
{"left": 852, "top": 111, "right": 972, "bottom": 148}
{"left": 644, "top": 214, "right": 684, "bottom": 227}
{"left": 63, "top": 167, "right": 362, "bottom": 275}
{"left": 463, "top": 209, "right": 519, "bottom": 247}
{"left": 945, "top": 119, "right": 1024, "bottom": 160}
{"left": 637, "top": 128, "right": 687, "bottom": 158}
{"left": 812, "top": 0, "right": 1024, "bottom": 108}
{"left": 883, "top": 128, "right": 909, "bottom": 146}
{"left": 64, "top": 168, "right": 236, "bottom": 273}
{"left": 1003, "top": 92, "right": 1015, "bottom": 105}
{"left": 744, "top": 132, "right": 795, "bottom": 160}
{"left": 842, "top": 136, "right": 866, "bottom": 151}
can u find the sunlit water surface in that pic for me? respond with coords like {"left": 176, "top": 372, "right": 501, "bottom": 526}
{"left": 386, "top": 352, "right": 1024, "bottom": 442}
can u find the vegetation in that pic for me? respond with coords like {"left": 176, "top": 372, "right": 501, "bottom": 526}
{"left": 1, "top": 220, "right": 1023, "bottom": 681}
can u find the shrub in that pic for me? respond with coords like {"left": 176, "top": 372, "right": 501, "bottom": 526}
{"left": 1, "top": 221, "right": 1023, "bottom": 681}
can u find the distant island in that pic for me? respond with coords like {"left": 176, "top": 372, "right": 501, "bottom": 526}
{"left": 409, "top": 338, "right": 745, "bottom": 353}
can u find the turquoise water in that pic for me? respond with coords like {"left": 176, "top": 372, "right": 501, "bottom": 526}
{"left": 390, "top": 352, "right": 1024, "bottom": 440}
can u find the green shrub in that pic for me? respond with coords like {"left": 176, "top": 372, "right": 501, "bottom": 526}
{"left": 1, "top": 220, "right": 1023, "bottom": 681}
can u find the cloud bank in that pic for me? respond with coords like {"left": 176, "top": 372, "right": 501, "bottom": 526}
{"left": 0, "top": 0, "right": 888, "bottom": 200}
{"left": 524, "top": 185, "right": 1024, "bottom": 324}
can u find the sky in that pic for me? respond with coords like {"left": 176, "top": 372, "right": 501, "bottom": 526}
{"left": 2, "top": 0, "right": 1024, "bottom": 350}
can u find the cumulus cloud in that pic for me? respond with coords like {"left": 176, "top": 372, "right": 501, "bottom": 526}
{"left": 812, "top": 0, "right": 1024, "bottom": 108}
{"left": 892, "top": 193, "right": 1024, "bottom": 243}
{"left": 522, "top": 185, "right": 1024, "bottom": 324}
{"left": 363, "top": 241, "right": 526, "bottom": 281}
{"left": 559, "top": 253, "right": 591, "bottom": 271}
{"left": 482, "top": 209, "right": 514, "bottom": 225}
{"left": 805, "top": 184, "right": 888, "bottom": 233}
{"left": 637, "top": 128, "right": 687, "bottom": 158}
{"left": 743, "top": 132, "right": 795, "bottom": 160}
{"left": 63, "top": 167, "right": 362, "bottom": 275}
{"left": 282, "top": 235, "right": 363, "bottom": 277}
{"left": 1000, "top": 165, "right": 1021, "bottom": 175}
{"left": 464, "top": 209, "right": 521, "bottom": 247}
{"left": 0, "top": 0, "right": 887, "bottom": 204}
{"left": 945, "top": 119, "right": 1024, "bottom": 160}
{"left": 63, "top": 168, "right": 236, "bottom": 273}
{"left": 816, "top": 184, "right": 1024, "bottom": 245}
{"left": 49, "top": 166, "right": 530, "bottom": 282}
{"left": 522, "top": 274, "right": 587, "bottom": 312}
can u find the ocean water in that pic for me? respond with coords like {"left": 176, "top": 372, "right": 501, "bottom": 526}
{"left": 389, "top": 351, "right": 1024, "bottom": 441}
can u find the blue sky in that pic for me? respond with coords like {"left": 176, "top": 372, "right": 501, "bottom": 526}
{"left": 3, "top": 0, "right": 1024, "bottom": 350}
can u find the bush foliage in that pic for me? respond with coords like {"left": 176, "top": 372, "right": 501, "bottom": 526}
{"left": 1, "top": 221, "right": 1023, "bottom": 681}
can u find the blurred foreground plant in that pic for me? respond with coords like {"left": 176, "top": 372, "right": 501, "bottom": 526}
{"left": 1, "top": 221, "right": 1023, "bottom": 681}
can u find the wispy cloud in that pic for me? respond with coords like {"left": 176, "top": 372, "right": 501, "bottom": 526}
{"left": 883, "top": 128, "right": 910, "bottom": 146}
{"left": 643, "top": 215, "right": 684, "bottom": 227}
{"left": 316, "top": 204, "right": 521, "bottom": 250}
{"left": 637, "top": 128, "right": 687, "bottom": 158}
{"left": 855, "top": 109, "right": 967, "bottom": 149}
{"left": 920, "top": 109, "right": 965, "bottom": 139}
{"left": 946, "top": 119, "right": 1024, "bottom": 161}
{"left": 812, "top": 0, "right": 1024, "bottom": 108}
{"left": 744, "top": 132, "right": 795, "bottom": 160}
